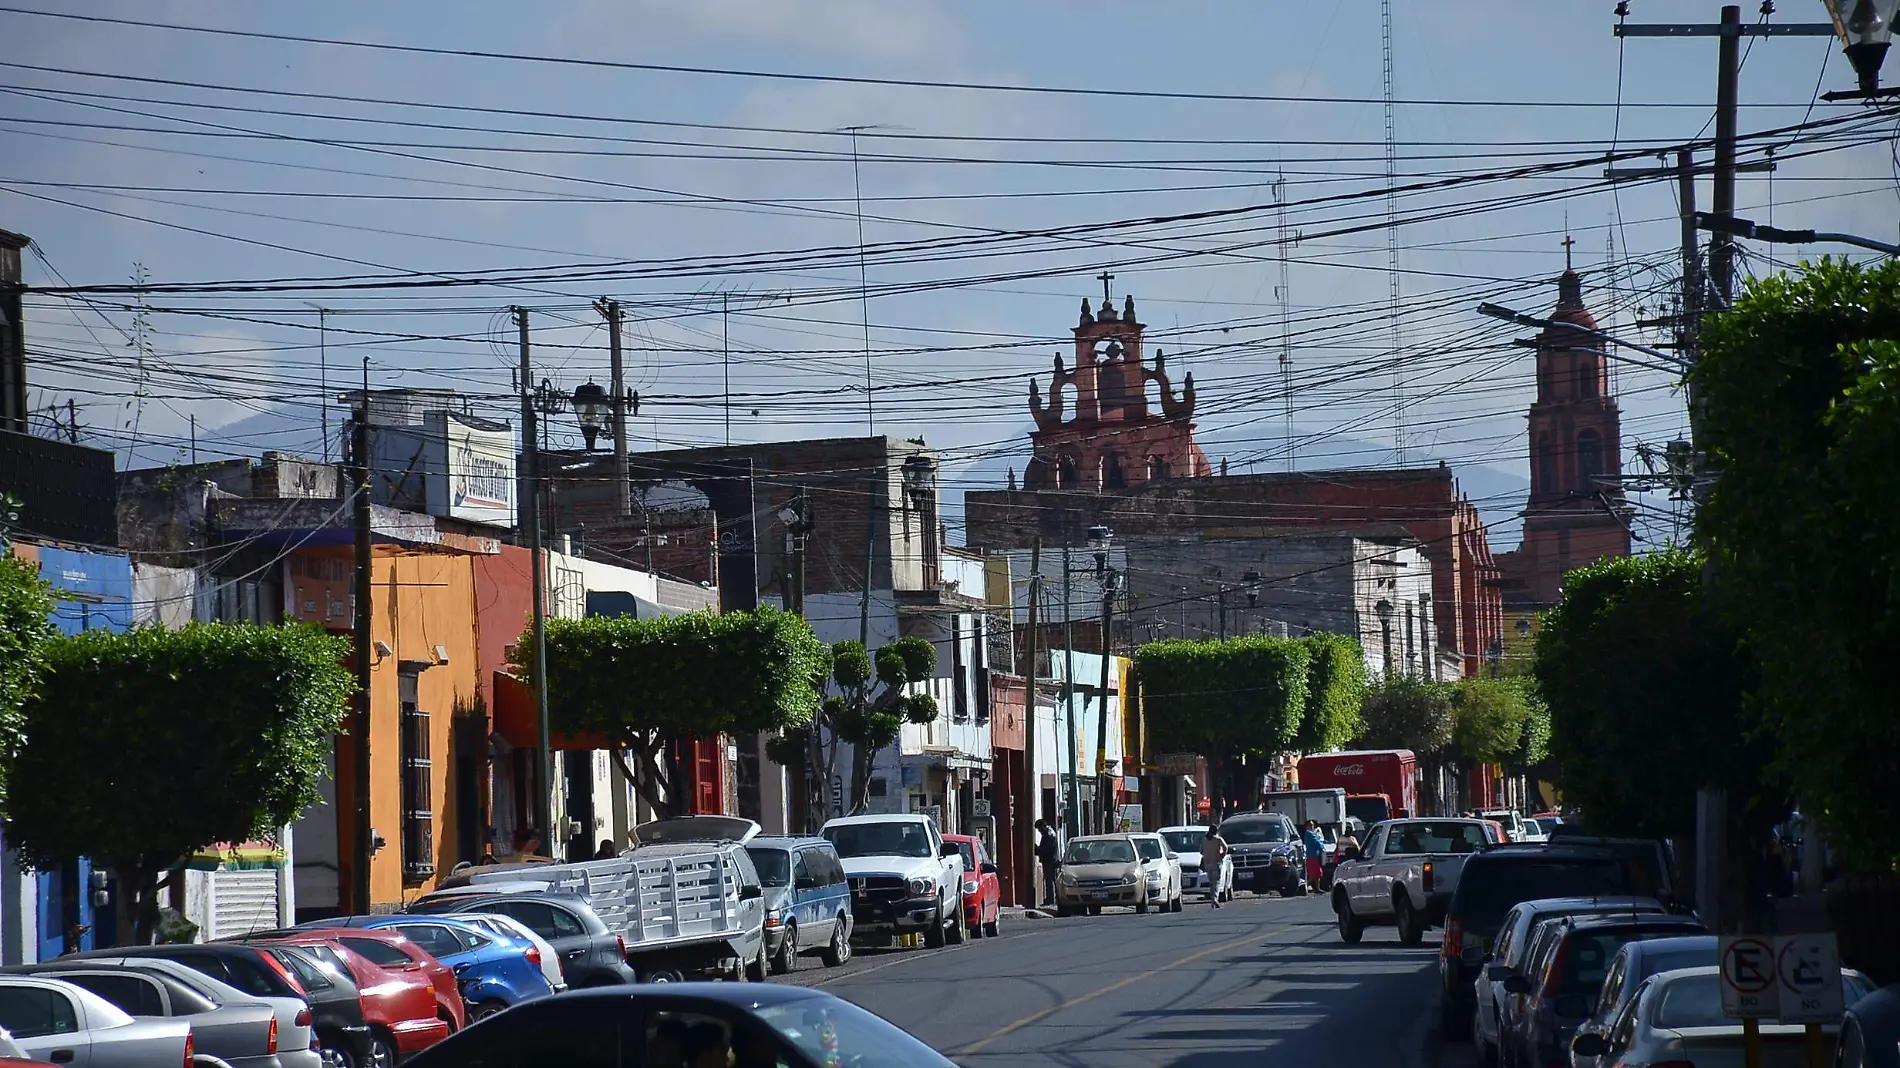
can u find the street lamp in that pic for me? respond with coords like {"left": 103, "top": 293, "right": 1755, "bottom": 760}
{"left": 1375, "top": 598, "right": 1396, "bottom": 680}
{"left": 570, "top": 380, "right": 611, "bottom": 451}
{"left": 1516, "top": 618, "right": 1532, "bottom": 639}
{"left": 1693, "top": 212, "right": 1900, "bottom": 256}
{"left": 1823, "top": 0, "right": 1897, "bottom": 94}
{"left": 1086, "top": 524, "right": 1113, "bottom": 573}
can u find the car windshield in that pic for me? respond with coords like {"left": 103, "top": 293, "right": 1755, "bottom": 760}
{"left": 1161, "top": 831, "right": 1205, "bottom": 853}
{"left": 1386, "top": 822, "right": 1490, "bottom": 854}
{"left": 746, "top": 847, "right": 792, "bottom": 888}
{"left": 1134, "top": 837, "right": 1162, "bottom": 861}
{"left": 824, "top": 823, "right": 934, "bottom": 859}
{"left": 1455, "top": 858, "right": 1625, "bottom": 927}
{"left": 1220, "top": 819, "right": 1288, "bottom": 844}
{"left": 1064, "top": 839, "right": 1135, "bottom": 864}
{"left": 1648, "top": 973, "right": 1865, "bottom": 1029}
{"left": 1558, "top": 931, "right": 1673, "bottom": 998}
{"left": 952, "top": 842, "right": 976, "bottom": 870}
{"left": 756, "top": 996, "right": 956, "bottom": 1068}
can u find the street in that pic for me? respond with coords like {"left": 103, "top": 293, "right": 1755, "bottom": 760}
{"left": 776, "top": 894, "right": 1442, "bottom": 1068}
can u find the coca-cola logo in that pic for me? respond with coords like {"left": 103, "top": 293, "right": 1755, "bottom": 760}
{"left": 1333, "top": 764, "right": 1365, "bottom": 776}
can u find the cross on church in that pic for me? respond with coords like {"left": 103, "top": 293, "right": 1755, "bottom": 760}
{"left": 1097, "top": 271, "right": 1115, "bottom": 303}
{"left": 1562, "top": 234, "right": 1575, "bottom": 270}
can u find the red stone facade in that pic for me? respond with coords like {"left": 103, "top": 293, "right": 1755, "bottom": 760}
{"left": 1022, "top": 293, "right": 1211, "bottom": 491}
{"left": 1494, "top": 268, "right": 1632, "bottom": 608}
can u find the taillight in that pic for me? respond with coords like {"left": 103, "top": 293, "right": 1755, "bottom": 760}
{"left": 525, "top": 946, "right": 542, "bottom": 967}
{"left": 183, "top": 1028, "right": 194, "bottom": 1068}
{"left": 1422, "top": 860, "right": 1435, "bottom": 895}
{"left": 615, "top": 934, "right": 626, "bottom": 958}
{"left": 267, "top": 1015, "right": 279, "bottom": 1055}
{"left": 259, "top": 951, "right": 306, "bottom": 995}
{"left": 1441, "top": 918, "right": 1462, "bottom": 959}
{"left": 294, "top": 1007, "right": 312, "bottom": 1028}
{"left": 1541, "top": 936, "right": 1570, "bottom": 997}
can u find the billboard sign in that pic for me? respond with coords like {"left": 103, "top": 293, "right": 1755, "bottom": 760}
{"left": 427, "top": 411, "right": 515, "bottom": 528}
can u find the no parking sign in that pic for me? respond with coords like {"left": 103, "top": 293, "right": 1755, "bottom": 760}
{"left": 1720, "top": 935, "right": 1778, "bottom": 1018}
{"left": 1720, "top": 933, "right": 1844, "bottom": 1022}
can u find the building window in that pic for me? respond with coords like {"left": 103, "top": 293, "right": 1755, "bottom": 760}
{"left": 1056, "top": 454, "right": 1079, "bottom": 489}
{"left": 1577, "top": 429, "right": 1604, "bottom": 487}
{"left": 1146, "top": 454, "right": 1169, "bottom": 481}
{"left": 1103, "top": 453, "right": 1125, "bottom": 489}
{"left": 1578, "top": 359, "right": 1598, "bottom": 399}
{"left": 1536, "top": 433, "right": 1555, "bottom": 494}
{"left": 951, "top": 615, "right": 969, "bottom": 721}
{"left": 399, "top": 670, "right": 435, "bottom": 884}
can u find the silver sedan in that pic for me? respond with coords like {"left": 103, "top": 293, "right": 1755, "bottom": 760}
{"left": 1572, "top": 965, "right": 1874, "bottom": 1068}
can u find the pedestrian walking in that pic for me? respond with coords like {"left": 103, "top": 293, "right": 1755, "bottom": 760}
{"left": 1035, "top": 819, "right": 1061, "bottom": 908}
{"left": 1300, "top": 820, "right": 1326, "bottom": 889}
{"left": 1199, "top": 825, "right": 1229, "bottom": 907}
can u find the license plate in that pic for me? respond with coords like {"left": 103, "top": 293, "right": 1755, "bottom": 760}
{"left": 1087, "top": 891, "right": 1113, "bottom": 901}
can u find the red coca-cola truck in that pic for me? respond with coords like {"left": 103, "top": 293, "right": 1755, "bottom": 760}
{"left": 1297, "top": 750, "right": 1417, "bottom": 825}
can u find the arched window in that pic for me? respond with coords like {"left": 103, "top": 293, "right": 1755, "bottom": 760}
{"left": 1577, "top": 358, "right": 1598, "bottom": 399}
{"left": 1057, "top": 454, "right": 1079, "bottom": 489}
{"left": 1146, "top": 454, "right": 1169, "bottom": 481}
{"left": 1536, "top": 432, "right": 1556, "bottom": 493}
{"left": 1576, "top": 429, "right": 1604, "bottom": 486}
{"left": 1103, "top": 452, "right": 1126, "bottom": 490}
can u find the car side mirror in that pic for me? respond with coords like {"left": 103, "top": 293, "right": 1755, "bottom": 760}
{"left": 1344, "top": 848, "right": 1362, "bottom": 861}
{"left": 980, "top": 862, "right": 998, "bottom": 875}
{"left": 1570, "top": 1033, "right": 1607, "bottom": 1058}
{"left": 740, "top": 884, "right": 764, "bottom": 901}
{"left": 1502, "top": 975, "right": 1531, "bottom": 995}
{"left": 940, "top": 843, "right": 959, "bottom": 858}
{"left": 1487, "top": 964, "right": 1515, "bottom": 982}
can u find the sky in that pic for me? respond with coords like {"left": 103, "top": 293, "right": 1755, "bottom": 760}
{"left": 4, "top": 0, "right": 1896, "bottom": 552}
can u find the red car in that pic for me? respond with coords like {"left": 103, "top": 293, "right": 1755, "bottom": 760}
{"left": 254, "top": 933, "right": 454, "bottom": 1059}
{"left": 943, "top": 834, "right": 1002, "bottom": 938}
{"left": 258, "top": 927, "right": 466, "bottom": 1034}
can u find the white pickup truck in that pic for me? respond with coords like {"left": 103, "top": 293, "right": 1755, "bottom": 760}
{"left": 820, "top": 813, "right": 968, "bottom": 947}
{"left": 1330, "top": 817, "right": 1503, "bottom": 946}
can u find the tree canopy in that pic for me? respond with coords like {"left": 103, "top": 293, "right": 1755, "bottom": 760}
{"left": 1693, "top": 258, "right": 1900, "bottom": 872}
{"left": 1134, "top": 635, "right": 1311, "bottom": 759}
{"left": 1293, "top": 633, "right": 1367, "bottom": 753}
{"left": 1450, "top": 676, "right": 1531, "bottom": 766}
{"left": 9, "top": 622, "right": 352, "bottom": 942}
{"left": 1356, "top": 674, "right": 1454, "bottom": 756}
{"left": 1534, "top": 549, "right": 1769, "bottom": 841}
{"left": 0, "top": 553, "right": 54, "bottom": 805}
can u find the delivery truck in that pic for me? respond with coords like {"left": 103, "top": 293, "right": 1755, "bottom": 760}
{"left": 1297, "top": 750, "right": 1418, "bottom": 821}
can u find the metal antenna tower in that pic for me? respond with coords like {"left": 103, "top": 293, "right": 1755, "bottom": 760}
{"left": 1274, "top": 171, "right": 1296, "bottom": 472}
{"left": 1382, "top": 0, "right": 1405, "bottom": 466}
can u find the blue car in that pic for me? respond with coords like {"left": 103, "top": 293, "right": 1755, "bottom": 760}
{"left": 302, "top": 914, "right": 555, "bottom": 1021}
{"left": 744, "top": 836, "right": 854, "bottom": 973}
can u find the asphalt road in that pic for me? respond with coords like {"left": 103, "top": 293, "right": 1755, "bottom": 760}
{"left": 771, "top": 891, "right": 1445, "bottom": 1068}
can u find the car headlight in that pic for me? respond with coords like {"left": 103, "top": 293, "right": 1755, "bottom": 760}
{"left": 765, "top": 909, "right": 782, "bottom": 928}
{"left": 1117, "top": 875, "right": 1138, "bottom": 886}
{"left": 1272, "top": 854, "right": 1290, "bottom": 865}
{"left": 962, "top": 881, "right": 979, "bottom": 895}
{"left": 1146, "top": 870, "right": 1164, "bottom": 883}
{"left": 1057, "top": 871, "right": 1077, "bottom": 885}
{"left": 908, "top": 876, "right": 935, "bottom": 896}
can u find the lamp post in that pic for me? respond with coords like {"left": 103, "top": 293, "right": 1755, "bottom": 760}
{"left": 1693, "top": 212, "right": 1900, "bottom": 257}
{"left": 570, "top": 380, "right": 611, "bottom": 451}
{"left": 1375, "top": 599, "right": 1396, "bottom": 680}
{"left": 1085, "top": 525, "right": 1120, "bottom": 833}
{"left": 1822, "top": 0, "right": 1898, "bottom": 94}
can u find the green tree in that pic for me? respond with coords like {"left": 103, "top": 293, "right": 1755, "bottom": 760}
{"left": 1294, "top": 633, "right": 1367, "bottom": 753}
{"left": 1356, "top": 674, "right": 1454, "bottom": 755}
{"left": 1694, "top": 258, "right": 1900, "bottom": 872}
{"left": 1534, "top": 549, "right": 1770, "bottom": 841}
{"left": 0, "top": 551, "right": 54, "bottom": 804}
{"left": 1498, "top": 677, "right": 1552, "bottom": 777}
{"left": 1134, "top": 636, "right": 1310, "bottom": 813}
{"left": 8, "top": 623, "right": 352, "bottom": 944}
{"left": 767, "top": 636, "right": 937, "bottom": 819}
{"left": 1450, "top": 676, "right": 1530, "bottom": 766}
{"left": 522, "top": 606, "right": 828, "bottom": 819}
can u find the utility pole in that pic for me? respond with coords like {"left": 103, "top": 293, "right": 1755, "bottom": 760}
{"left": 1275, "top": 171, "right": 1296, "bottom": 472}
{"left": 1678, "top": 149, "right": 1703, "bottom": 365}
{"left": 349, "top": 359, "right": 373, "bottom": 915}
{"left": 1020, "top": 538, "right": 1042, "bottom": 907}
{"left": 722, "top": 293, "right": 733, "bottom": 446}
{"left": 1710, "top": 4, "right": 1742, "bottom": 307}
{"left": 1061, "top": 545, "right": 1079, "bottom": 842}
{"left": 1093, "top": 567, "right": 1116, "bottom": 833}
{"left": 598, "top": 299, "right": 631, "bottom": 519}
{"left": 516, "top": 307, "right": 556, "bottom": 861}
{"left": 1217, "top": 587, "right": 1227, "bottom": 641}
{"left": 310, "top": 306, "right": 330, "bottom": 464}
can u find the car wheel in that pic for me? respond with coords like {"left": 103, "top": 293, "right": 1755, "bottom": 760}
{"left": 1474, "top": 1008, "right": 1497, "bottom": 1068}
{"left": 1441, "top": 999, "right": 1472, "bottom": 1040}
{"left": 1396, "top": 896, "right": 1425, "bottom": 947}
{"left": 821, "top": 916, "right": 852, "bottom": 967}
{"left": 368, "top": 1031, "right": 399, "bottom": 1068}
{"left": 468, "top": 1000, "right": 507, "bottom": 1024}
{"left": 1135, "top": 891, "right": 1150, "bottom": 914}
{"left": 744, "top": 939, "right": 769, "bottom": 981}
{"left": 946, "top": 901, "right": 967, "bottom": 944}
{"left": 318, "top": 1044, "right": 354, "bottom": 1068}
{"left": 924, "top": 906, "right": 948, "bottom": 948}
{"left": 1335, "top": 892, "right": 1366, "bottom": 944}
{"left": 770, "top": 923, "right": 798, "bottom": 975}
{"left": 968, "top": 910, "right": 984, "bottom": 938}
{"left": 1088, "top": 906, "right": 1101, "bottom": 916}
{"left": 984, "top": 907, "right": 1000, "bottom": 937}
{"left": 1054, "top": 904, "right": 1071, "bottom": 918}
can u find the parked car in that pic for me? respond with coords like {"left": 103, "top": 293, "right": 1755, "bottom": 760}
{"left": 1570, "top": 966, "right": 1873, "bottom": 1068}
{"left": 1334, "top": 817, "right": 1501, "bottom": 946}
{"left": 437, "top": 915, "right": 564, "bottom": 994}
{"left": 306, "top": 916, "right": 553, "bottom": 1023}
{"left": 941, "top": 834, "right": 1003, "bottom": 938}
{"left": 821, "top": 814, "right": 966, "bottom": 948}
{"left": 740, "top": 835, "right": 854, "bottom": 973}
{"left": 0, "top": 974, "right": 195, "bottom": 1067}
{"left": 1501, "top": 913, "right": 1707, "bottom": 1068}
{"left": 1837, "top": 982, "right": 1900, "bottom": 1068}
{"left": 1128, "top": 832, "right": 1184, "bottom": 913}
{"left": 254, "top": 926, "right": 466, "bottom": 1037}
{"left": 1543, "top": 829, "right": 1678, "bottom": 910}
{"left": 8, "top": 955, "right": 320, "bottom": 1068}
{"left": 1472, "top": 896, "right": 1666, "bottom": 1066}
{"left": 402, "top": 983, "right": 955, "bottom": 1068}
{"left": 1217, "top": 813, "right": 1307, "bottom": 897}
{"left": 1530, "top": 813, "right": 1565, "bottom": 839}
{"left": 407, "top": 890, "right": 635, "bottom": 988}
{"left": 1436, "top": 844, "right": 1636, "bottom": 1039}
{"left": 1053, "top": 834, "right": 1147, "bottom": 916}
{"left": 1159, "top": 826, "right": 1233, "bottom": 903}
{"left": 0, "top": 1026, "right": 58, "bottom": 1067}
{"left": 246, "top": 932, "right": 455, "bottom": 1064}
{"left": 1570, "top": 935, "right": 1718, "bottom": 1068}
{"left": 1479, "top": 810, "right": 1538, "bottom": 844}
{"left": 75, "top": 942, "right": 373, "bottom": 1068}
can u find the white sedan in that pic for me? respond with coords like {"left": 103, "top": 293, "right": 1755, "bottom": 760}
{"left": 1159, "top": 826, "right": 1233, "bottom": 903}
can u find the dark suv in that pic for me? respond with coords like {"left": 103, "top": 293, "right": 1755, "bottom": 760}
{"left": 1216, "top": 813, "right": 1307, "bottom": 896}
{"left": 1437, "top": 844, "right": 1646, "bottom": 1038}
{"left": 406, "top": 891, "right": 636, "bottom": 987}
{"left": 1504, "top": 913, "right": 1707, "bottom": 1068}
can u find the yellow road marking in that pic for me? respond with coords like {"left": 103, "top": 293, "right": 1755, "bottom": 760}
{"left": 955, "top": 925, "right": 1289, "bottom": 1055}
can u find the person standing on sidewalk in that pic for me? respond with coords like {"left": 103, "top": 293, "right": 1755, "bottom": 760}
{"left": 1199, "top": 825, "right": 1230, "bottom": 907}
{"left": 1035, "top": 819, "right": 1061, "bottom": 908}
{"left": 1300, "top": 820, "right": 1327, "bottom": 889}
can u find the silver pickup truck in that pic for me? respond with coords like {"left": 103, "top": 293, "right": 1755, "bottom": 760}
{"left": 1330, "top": 817, "right": 1503, "bottom": 945}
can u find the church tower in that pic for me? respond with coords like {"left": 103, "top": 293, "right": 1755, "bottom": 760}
{"left": 1022, "top": 281, "right": 1211, "bottom": 491}
{"left": 1498, "top": 251, "right": 1631, "bottom": 608}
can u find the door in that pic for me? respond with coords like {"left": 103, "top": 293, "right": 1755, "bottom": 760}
{"left": 0, "top": 984, "right": 91, "bottom": 1067}
{"left": 790, "top": 850, "right": 827, "bottom": 945}
{"left": 1345, "top": 826, "right": 1387, "bottom": 910}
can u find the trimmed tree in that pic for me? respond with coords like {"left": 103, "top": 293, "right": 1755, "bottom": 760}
{"left": 1294, "top": 632, "right": 1368, "bottom": 753}
{"left": 1356, "top": 674, "right": 1455, "bottom": 811}
{"left": 8, "top": 623, "right": 352, "bottom": 945}
{"left": 1693, "top": 257, "right": 1900, "bottom": 873}
{"left": 1450, "top": 676, "right": 1530, "bottom": 767}
{"left": 766, "top": 636, "right": 936, "bottom": 819}
{"left": 1134, "top": 635, "right": 1311, "bottom": 815}
{"left": 521, "top": 606, "right": 828, "bottom": 820}
{"left": 0, "top": 551, "right": 54, "bottom": 804}
{"left": 1534, "top": 549, "right": 1770, "bottom": 842}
